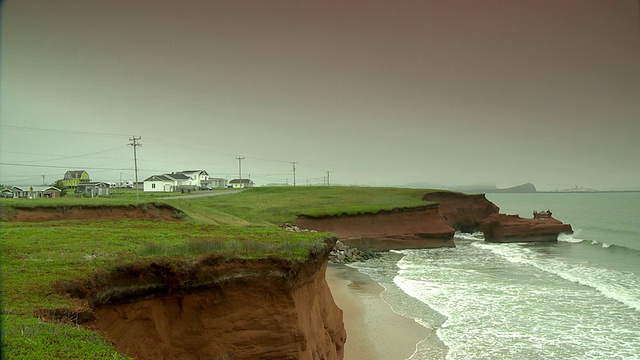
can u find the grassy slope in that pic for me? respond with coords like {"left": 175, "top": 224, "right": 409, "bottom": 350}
{"left": 1, "top": 186, "right": 436, "bottom": 359}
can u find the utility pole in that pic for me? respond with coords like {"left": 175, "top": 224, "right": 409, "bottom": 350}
{"left": 326, "top": 171, "right": 331, "bottom": 186}
{"left": 42, "top": 175, "right": 45, "bottom": 186}
{"left": 128, "top": 136, "right": 142, "bottom": 200}
{"left": 236, "top": 156, "right": 245, "bottom": 181}
{"left": 291, "top": 162, "right": 298, "bottom": 187}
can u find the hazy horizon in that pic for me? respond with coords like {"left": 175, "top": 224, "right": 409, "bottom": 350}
{"left": 2, "top": 1, "right": 639, "bottom": 191}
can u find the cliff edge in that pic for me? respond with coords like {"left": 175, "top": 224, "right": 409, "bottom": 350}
{"left": 297, "top": 192, "right": 499, "bottom": 250}
{"left": 68, "top": 239, "right": 346, "bottom": 360}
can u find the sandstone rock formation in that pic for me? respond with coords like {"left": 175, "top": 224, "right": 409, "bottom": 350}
{"left": 480, "top": 213, "right": 573, "bottom": 243}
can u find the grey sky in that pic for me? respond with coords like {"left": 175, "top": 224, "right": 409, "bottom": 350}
{"left": 2, "top": 0, "right": 639, "bottom": 190}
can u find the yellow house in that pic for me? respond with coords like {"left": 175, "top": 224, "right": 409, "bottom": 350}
{"left": 62, "top": 170, "right": 91, "bottom": 188}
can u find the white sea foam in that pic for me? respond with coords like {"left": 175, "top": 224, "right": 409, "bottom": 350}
{"left": 473, "top": 242, "right": 640, "bottom": 313}
{"left": 391, "top": 244, "right": 640, "bottom": 359}
{"left": 558, "top": 230, "right": 584, "bottom": 243}
{"left": 453, "top": 231, "right": 484, "bottom": 241}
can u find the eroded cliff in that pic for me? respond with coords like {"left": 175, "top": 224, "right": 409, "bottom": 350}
{"left": 62, "top": 240, "right": 346, "bottom": 360}
{"left": 297, "top": 192, "right": 499, "bottom": 250}
{"left": 1, "top": 204, "right": 183, "bottom": 222}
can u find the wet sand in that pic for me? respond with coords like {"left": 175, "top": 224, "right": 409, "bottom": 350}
{"left": 326, "top": 264, "right": 438, "bottom": 360}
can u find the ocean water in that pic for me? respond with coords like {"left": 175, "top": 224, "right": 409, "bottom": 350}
{"left": 349, "top": 192, "right": 640, "bottom": 359}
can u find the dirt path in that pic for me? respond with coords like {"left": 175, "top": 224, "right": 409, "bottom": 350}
{"left": 160, "top": 189, "right": 242, "bottom": 200}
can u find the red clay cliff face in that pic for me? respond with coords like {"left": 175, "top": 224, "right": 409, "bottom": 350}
{"left": 297, "top": 206, "right": 456, "bottom": 251}
{"left": 297, "top": 192, "right": 500, "bottom": 251}
{"left": 86, "top": 244, "right": 345, "bottom": 360}
{"left": 423, "top": 191, "right": 500, "bottom": 232}
{"left": 480, "top": 213, "right": 573, "bottom": 242}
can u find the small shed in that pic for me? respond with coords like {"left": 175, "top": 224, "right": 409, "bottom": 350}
{"left": 76, "top": 182, "right": 111, "bottom": 197}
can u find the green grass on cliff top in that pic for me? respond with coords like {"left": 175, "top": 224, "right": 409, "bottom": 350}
{"left": 165, "top": 186, "right": 437, "bottom": 225}
{"left": 0, "top": 186, "right": 439, "bottom": 359}
{"left": 1, "top": 220, "right": 327, "bottom": 359}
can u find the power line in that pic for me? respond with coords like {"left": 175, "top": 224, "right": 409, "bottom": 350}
{"left": 15, "top": 146, "right": 125, "bottom": 164}
{"left": 0, "top": 162, "right": 133, "bottom": 171}
{"left": 0, "top": 124, "right": 129, "bottom": 137}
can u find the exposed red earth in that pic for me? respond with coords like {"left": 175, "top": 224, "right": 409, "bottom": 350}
{"left": 1, "top": 204, "right": 181, "bottom": 222}
{"left": 86, "top": 245, "right": 345, "bottom": 360}
{"left": 298, "top": 192, "right": 500, "bottom": 251}
{"left": 480, "top": 213, "right": 573, "bottom": 242}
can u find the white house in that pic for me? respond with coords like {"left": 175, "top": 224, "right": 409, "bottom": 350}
{"left": 144, "top": 175, "right": 174, "bottom": 192}
{"left": 177, "top": 170, "right": 209, "bottom": 188}
{"left": 143, "top": 172, "right": 199, "bottom": 192}
{"left": 228, "top": 179, "right": 254, "bottom": 189}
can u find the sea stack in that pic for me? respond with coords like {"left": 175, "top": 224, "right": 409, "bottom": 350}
{"left": 480, "top": 212, "right": 573, "bottom": 243}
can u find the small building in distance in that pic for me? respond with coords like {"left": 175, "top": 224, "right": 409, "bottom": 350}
{"left": 62, "top": 170, "right": 91, "bottom": 188}
{"left": 11, "top": 186, "right": 62, "bottom": 198}
{"left": 228, "top": 179, "right": 254, "bottom": 189}
{"left": 76, "top": 182, "right": 111, "bottom": 197}
{"left": 201, "top": 178, "right": 228, "bottom": 189}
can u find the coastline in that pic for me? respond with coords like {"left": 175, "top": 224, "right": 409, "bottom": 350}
{"left": 326, "top": 264, "right": 444, "bottom": 360}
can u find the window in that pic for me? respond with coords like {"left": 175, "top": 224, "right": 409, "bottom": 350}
{"left": 152, "top": 184, "right": 156, "bottom": 189}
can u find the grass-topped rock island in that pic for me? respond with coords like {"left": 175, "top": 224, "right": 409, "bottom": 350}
{"left": 1, "top": 186, "right": 565, "bottom": 359}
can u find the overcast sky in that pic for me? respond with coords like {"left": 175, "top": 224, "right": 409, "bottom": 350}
{"left": 2, "top": 0, "right": 639, "bottom": 191}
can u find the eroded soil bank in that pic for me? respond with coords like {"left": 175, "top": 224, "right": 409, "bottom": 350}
{"left": 55, "top": 240, "right": 346, "bottom": 360}
{"left": 1, "top": 204, "right": 183, "bottom": 222}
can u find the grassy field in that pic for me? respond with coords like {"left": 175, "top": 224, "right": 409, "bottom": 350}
{"left": 165, "top": 186, "right": 436, "bottom": 225}
{"left": 0, "top": 186, "right": 438, "bottom": 359}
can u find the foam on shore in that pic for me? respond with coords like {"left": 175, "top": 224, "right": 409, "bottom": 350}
{"left": 326, "top": 264, "right": 436, "bottom": 360}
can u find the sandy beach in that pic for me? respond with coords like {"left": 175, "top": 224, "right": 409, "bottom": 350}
{"left": 326, "top": 264, "right": 443, "bottom": 360}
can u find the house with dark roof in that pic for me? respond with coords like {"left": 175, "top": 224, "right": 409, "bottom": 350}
{"left": 228, "top": 179, "right": 254, "bottom": 189}
{"left": 62, "top": 170, "right": 91, "bottom": 188}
